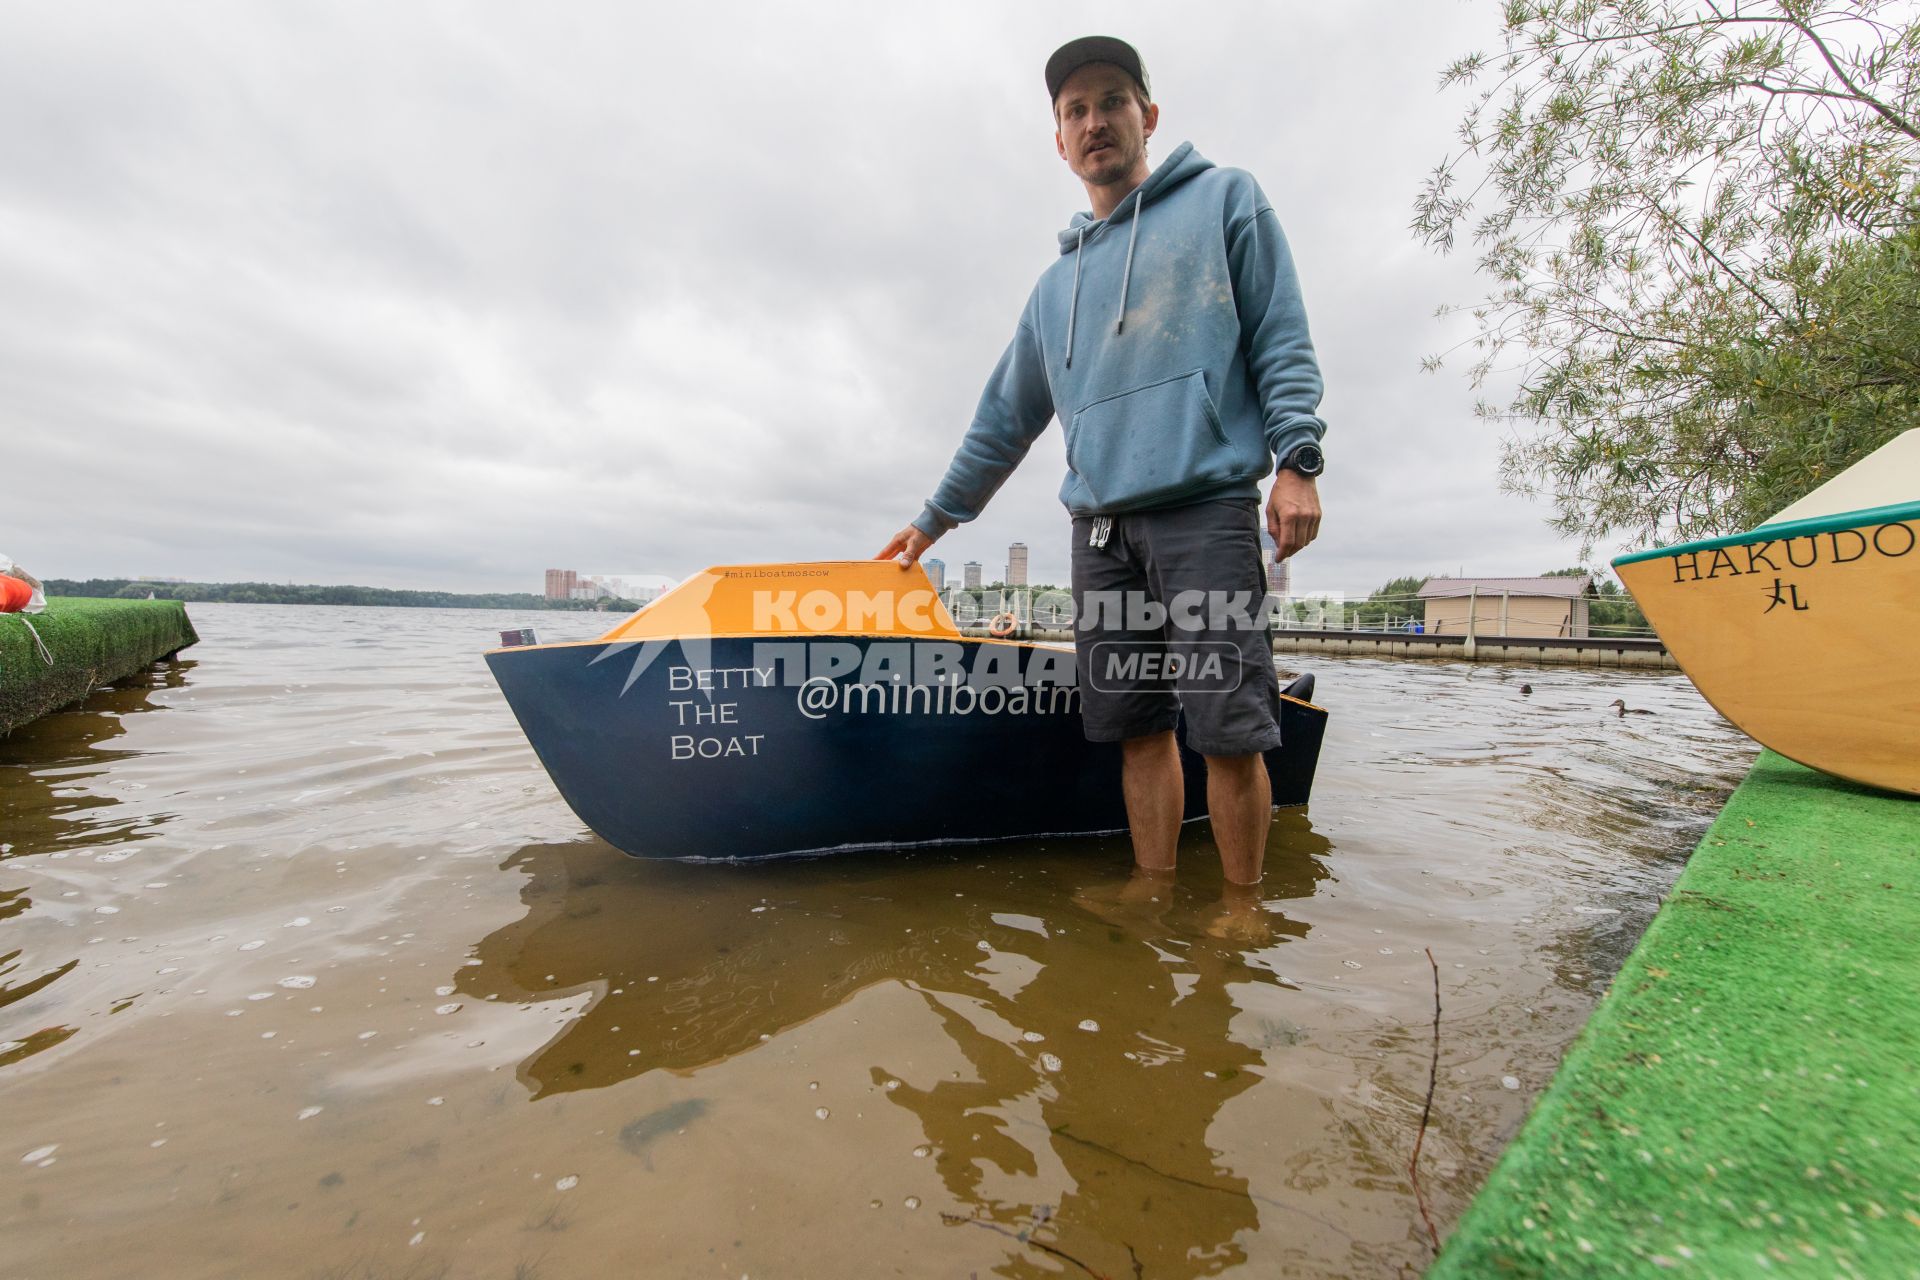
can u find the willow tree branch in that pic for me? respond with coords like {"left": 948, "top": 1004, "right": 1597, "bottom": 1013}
{"left": 1786, "top": 13, "right": 1920, "bottom": 139}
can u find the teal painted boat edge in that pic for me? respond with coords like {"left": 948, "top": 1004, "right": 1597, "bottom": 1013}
{"left": 1610, "top": 498, "right": 1920, "bottom": 569}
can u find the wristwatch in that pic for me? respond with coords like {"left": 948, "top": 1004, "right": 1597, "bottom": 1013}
{"left": 1279, "top": 443, "right": 1325, "bottom": 478}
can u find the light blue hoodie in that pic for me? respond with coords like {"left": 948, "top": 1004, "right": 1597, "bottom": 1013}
{"left": 912, "top": 141, "right": 1326, "bottom": 539}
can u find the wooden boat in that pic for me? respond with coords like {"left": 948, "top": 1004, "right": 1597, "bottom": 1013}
{"left": 1613, "top": 429, "right": 1920, "bottom": 795}
{"left": 486, "top": 560, "right": 1328, "bottom": 858}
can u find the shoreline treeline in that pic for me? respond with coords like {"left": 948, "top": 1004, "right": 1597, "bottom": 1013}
{"left": 44, "top": 579, "right": 635, "bottom": 612}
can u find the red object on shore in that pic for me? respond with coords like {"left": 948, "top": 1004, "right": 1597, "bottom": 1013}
{"left": 0, "top": 575, "right": 32, "bottom": 612}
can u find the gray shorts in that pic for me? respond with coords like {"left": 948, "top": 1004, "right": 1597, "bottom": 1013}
{"left": 1069, "top": 496, "right": 1283, "bottom": 756}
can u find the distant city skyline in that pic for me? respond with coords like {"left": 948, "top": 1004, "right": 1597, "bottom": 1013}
{"left": 538, "top": 540, "right": 1310, "bottom": 596}
{"left": 544, "top": 568, "right": 668, "bottom": 603}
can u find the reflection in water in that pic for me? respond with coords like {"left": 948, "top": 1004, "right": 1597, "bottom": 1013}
{"left": 462, "top": 815, "right": 1334, "bottom": 1276}
{"left": 0, "top": 659, "right": 194, "bottom": 1067}
{"left": 0, "top": 658, "right": 194, "bottom": 861}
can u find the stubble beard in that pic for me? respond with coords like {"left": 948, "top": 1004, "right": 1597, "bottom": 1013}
{"left": 1079, "top": 139, "right": 1143, "bottom": 190}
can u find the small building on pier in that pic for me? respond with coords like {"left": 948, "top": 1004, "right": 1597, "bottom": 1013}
{"left": 1418, "top": 575, "right": 1592, "bottom": 638}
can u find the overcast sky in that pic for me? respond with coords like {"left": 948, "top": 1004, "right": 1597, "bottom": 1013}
{"left": 2, "top": 0, "right": 1603, "bottom": 596}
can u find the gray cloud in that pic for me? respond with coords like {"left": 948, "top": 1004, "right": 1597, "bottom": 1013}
{"left": 3, "top": 1, "right": 1597, "bottom": 596}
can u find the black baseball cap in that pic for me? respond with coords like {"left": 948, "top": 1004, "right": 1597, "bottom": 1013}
{"left": 1045, "top": 36, "right": 1150, "bottom": 103}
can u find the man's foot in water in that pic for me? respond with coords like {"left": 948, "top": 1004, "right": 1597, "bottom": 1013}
{"left": 1200, "top": 881, "right": 1274, "bottom": 945}
{"left": 1071, "top": 865, "right": 1178, "bottom": 931}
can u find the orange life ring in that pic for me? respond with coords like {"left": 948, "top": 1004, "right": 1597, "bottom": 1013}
{"left": 987, "top": 612, "right": 1018, "bottom": 638}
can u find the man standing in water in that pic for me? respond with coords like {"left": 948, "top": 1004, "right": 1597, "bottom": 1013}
{"left": 877, "top": 36, "right": 1327, "bottom": 903}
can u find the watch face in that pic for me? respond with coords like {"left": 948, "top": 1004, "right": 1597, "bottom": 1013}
{"left": 1288, "top": 444, "right": 1325, "bottom": 476}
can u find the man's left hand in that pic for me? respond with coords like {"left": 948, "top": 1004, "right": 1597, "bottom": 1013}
{"left": 1266, "top": 471, "right": 1321, "bottom": 560}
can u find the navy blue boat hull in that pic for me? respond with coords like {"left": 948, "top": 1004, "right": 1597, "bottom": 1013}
{"left": 486, "top": 635, "right": 1325, "bottom": 859}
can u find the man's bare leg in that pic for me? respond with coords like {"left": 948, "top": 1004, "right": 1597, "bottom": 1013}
{"left": 1204, "top": 753, "right": 1271, "bottom": 886}
{"left": 1121, "top": 730, "right": 1182, "bottom": 872}
{"left": 1197, "top": 754, "right": 1274, "bottom": 942}
{"left": 1069, "top": 732, "right": 1182, "bottom": 926}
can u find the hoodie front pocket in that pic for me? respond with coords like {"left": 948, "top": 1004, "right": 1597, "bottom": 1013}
{"left": 1066, "top": 369, "right": 1242, "bottom": 510}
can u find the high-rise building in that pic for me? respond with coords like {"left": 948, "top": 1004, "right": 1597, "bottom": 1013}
{"left": 1257, "top": 531, "right": 1292, "bottom": 596}
{"left": 922, "top": 558, "right": 946, "bottom": 591}
{"left": 1007, "top": 542, "right": 1028, "bottom": 587}
{"left": 963, "top": 561, "right": 983, "bottom": 589}
{"left": 544, "top": 569, "right": 579, "bottom": 600}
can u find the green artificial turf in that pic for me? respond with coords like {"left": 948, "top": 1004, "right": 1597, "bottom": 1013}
{"left": 1429, "top": 752, "right": 1920, "bottom": 1278}
{"left": 0, "top": 597, "right": 198, "bottom": 735}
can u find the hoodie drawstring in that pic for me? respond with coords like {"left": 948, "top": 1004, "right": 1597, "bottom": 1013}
{"left": 1065, "top": 185, "right": 1149, "bottom": 363}
{"left": 1065, "top": 225, "right": 1085, "bottom": 369}
{"left": 1116, "top": 188, "right": 1145, "bottom": 335}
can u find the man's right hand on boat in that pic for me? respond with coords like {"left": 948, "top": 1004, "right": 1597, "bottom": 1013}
{"left": 876, "top": 525, "right": 935, "bottom": 566}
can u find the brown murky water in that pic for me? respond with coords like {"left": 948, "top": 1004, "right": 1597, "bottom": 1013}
{"left": 0, "top": 603, "right": 1753, "bottom": 1278}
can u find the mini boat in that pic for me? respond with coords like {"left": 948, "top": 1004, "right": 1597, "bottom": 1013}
{"left": 486, "top": 560, "right": 1328, "bottom": 858}
{"left": 1613, "top": 429, "right": 1920, "bottom": 795}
